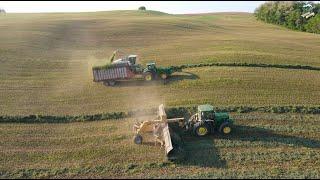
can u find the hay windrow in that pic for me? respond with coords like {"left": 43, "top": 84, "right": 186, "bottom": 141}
{"left": 1, "top": 105, "right": 319, "bottom": 123}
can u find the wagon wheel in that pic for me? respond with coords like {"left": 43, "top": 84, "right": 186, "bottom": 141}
{"left": 133, "top": 134, "right": 143, "bottom": 144}
{"left": 108, "top": 80, "right": 116, "bottom": 86}
{"left": 103, "top": 81, "right": 109, "bottom": 86}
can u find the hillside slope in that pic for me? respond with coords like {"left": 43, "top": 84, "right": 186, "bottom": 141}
{"left": 0, "top": 11, "right": 319, "bottom": 115}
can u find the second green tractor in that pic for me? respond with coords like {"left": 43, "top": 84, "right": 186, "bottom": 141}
{"left": 143, "top": 62, "right": 177, "bottom": 81}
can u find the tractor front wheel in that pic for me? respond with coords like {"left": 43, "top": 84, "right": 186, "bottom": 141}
{"left": 133, "top": 134, "right": 143, "bottom": 144}
{"left": 219, "top": 122, "right": 232, "bottom": 135}
{"left": 193, "top": 122, "right": 210, "bottom": 137}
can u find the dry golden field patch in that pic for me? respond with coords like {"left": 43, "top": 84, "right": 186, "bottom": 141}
{"left": 0, "top": 11, "right": 319, "bottom": 115}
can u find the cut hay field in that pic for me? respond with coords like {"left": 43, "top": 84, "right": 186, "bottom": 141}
{"left": 0, "top": 10, "right": 319, "bottom": 115}
{"left": 0, "top": 10, "right": 320, "bottom": 179}
{"left": 1, "top": 113, "right": 319, "bottom": 178}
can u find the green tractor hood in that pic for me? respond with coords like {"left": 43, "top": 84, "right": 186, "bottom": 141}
{"left": 215, "top": 112, "right": 233, "bottom": 123}
{"left": 214, "top": 112, "right": 233, "bottom": 128}
{"left": 157, "top": 67, "right": 174, "bottom": 74}
{"left": 215, "top": 112, "right": 229, "bottom": 119}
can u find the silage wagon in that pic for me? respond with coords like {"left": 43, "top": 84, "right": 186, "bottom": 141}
{"left": 92, "top": 53, "right": 181, "bottom": 86}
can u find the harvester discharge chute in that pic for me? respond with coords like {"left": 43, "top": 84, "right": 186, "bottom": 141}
{"left": 133, "top": 104, "right": 186, "bottom": 160}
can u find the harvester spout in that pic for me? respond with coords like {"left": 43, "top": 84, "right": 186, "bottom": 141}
{"left": 109, "top": 50, "right": 117, "bottom": 63}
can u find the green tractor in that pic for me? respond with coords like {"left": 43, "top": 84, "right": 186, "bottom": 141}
{"left": 186, "top": 104, "right": 234, "bottom": 137}
{"left": 143, "top": 62, "right": 177, "bottom": 81}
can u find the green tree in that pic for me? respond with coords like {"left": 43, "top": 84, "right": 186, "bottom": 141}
{"left": 285, "top": 10, "right": 301, "bottom": 30}
{"left": 305, "top": 14, "right": 320, "bottom": 33}
{"left": 138, "top": 6, "right": 146, "bottom": 11}
{"left": 313, "top": 3, "right": 320, "bottom": 14}
{"left": 254, "top": 1, "right": 319, "bottom": 34}
{"left": 276, "top": 1, "right": 294, "bottom": 25}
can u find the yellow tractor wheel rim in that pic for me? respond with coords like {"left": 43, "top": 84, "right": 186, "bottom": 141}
{"left": 223, "top": 126, "right": 231, "bottom": 134}
{"left": 198, "top": 127, "right": 208, "bottom": 136}
{"left": 145, "top": 74, "right": 152, "bottom": 81}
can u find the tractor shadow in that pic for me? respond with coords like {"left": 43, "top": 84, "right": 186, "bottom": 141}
{"left": 174, "top": 124, "right": 320, "bottom": 168}
{"left": 216, "top": 125, "right": 320, "bottom": 149}
{"left": 177, "top": 134, "right": 227, "bottom": 168}
{"left": 164, "top": 72, "right": 199, "bottom": 85}
{"left": 169, "top": 123, "right": 227, "bottom": 168}
{"left": 107, "top": 71, "right": 199, "bottom": 87}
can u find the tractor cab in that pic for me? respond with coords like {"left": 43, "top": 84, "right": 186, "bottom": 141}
{"left": 198, "top": 104, "right": 215, "bottom": 121}
{"left": 127, "top": 55, "right": 137, "bottom": 65}
{"left": 146, "top": 62, "right": 156, "bottom": 71}
{"left": 112, "top": 54, "right": 137, "bottom": 66}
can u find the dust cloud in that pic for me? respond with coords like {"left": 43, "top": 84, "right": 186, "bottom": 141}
{"left": 125, "top": 80, "right": 167, "bottom": 120}
{"left": 45, "top": 54, "right": 106, "bottom": 114}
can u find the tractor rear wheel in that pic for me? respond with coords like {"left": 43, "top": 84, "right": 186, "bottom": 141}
{"left": 133, "top": 134, "right": 143, "bottom": 144}
{"left": 160, "top": 73, "right": 168, "bottom": 80}
{"left": 193, "top": 122, "right": 210, "bottom": 137}
{"left": 144, "top": 72, "right": 153, "bottom": 81}
{"left": 219, "top": 122, "right": 232, "bottom": 135}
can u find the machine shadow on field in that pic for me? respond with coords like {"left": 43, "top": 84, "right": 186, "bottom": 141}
{"left": 164, "top": 72, "right": 200, "bottom": 85}
{"left": 216, "top": 125, "right": 320, "bottom": 149}
{"left": 106, "top": 71, "right": 199, "bottom": 87}
{"left": 177, "top": 135, "right": 227, "bottom": 168}
{"left": 168, "top": 123, "right": 227, "bottom": 168}
{"left": 174, "top": 124, "right": 320, "bottom": 168}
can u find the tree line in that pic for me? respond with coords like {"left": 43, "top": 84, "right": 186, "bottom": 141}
{"left": 254, "top": 1, "right": 320, "bottom": 34}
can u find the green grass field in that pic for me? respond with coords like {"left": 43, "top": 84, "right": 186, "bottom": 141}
{"left": 0, "top": 10, "right": 319, "bottom": 178}
{"left": 1, "top": 113, "right": 319, "bottom": 178}
{"left": 0, "top": 10, "right": 319, "bottom": 115}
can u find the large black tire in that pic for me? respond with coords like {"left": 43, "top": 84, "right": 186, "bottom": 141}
{"left": 160, "top": 73, "right": 168, "bottom": 80}
{"left": 143, "top": 72, "right": 153, "bottom": 81}
{"left": 193, "top": 122, "right": 210, "bottom": 137}
{"left": 219, "top": 122, "right": 232, "bottom": 135}
{"left": 103, "top": 80, "right": 116, "bottom": 86}
{"left": 103, "top": 81, "right": 109, "bottom": 86}
{"left": 108, "top": 80, "right": 116, "bottom": 86}
{"left": 133, "top": 134, "right": 143, "bottom": 144}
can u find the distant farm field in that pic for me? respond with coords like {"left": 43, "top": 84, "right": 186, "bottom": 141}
{"left": 0, "top": 10, "right": 320, "bottom": 179}
{"left": 0, "top": 11, "right": 319, "bottom": 115}
{"left": 1, "top": 113, "right": 319, "bottom": 178}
